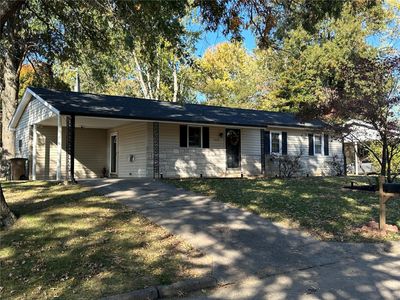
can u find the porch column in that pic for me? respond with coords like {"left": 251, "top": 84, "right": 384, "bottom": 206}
{"left": 32, "top": 124, "right": 37, "bottom": 180}
{"left": 153, "top": 122, "right": 160, "bottom": 179}
{"left": 66, "top": 115, "right": 76, "bottom": 183}
{"left": 56, "top": 115, "right": 62, "bottom": 181}
{"left": 354, "top": 142, "right": 359, "bottom": 175}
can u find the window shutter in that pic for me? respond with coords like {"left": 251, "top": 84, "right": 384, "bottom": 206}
{"left": 180, "top": 125, "right": 187, "bottom": 147}
{"left": 265, "top": 131, "right": 270, "bottom": 154}
{"left": 308, "top": 134, "right": 314, "bottom": 156}
{"left": 324, "top": 134, "right": 329, "bottom": 156}
{"left": 202, "top": 127, "right": 209, "bottom": 148}
{"left": 282, "top": 132, "right": 288, "bottom": 155}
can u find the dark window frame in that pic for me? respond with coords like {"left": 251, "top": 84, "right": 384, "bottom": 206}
{"left": 314, "top": 134, "right": 323, "bottom": 155}
{"left": 188, "top": 126, "right": 202, "bottom": 148}
{"left": 179, "top": 125, "right": 210, "bottom": 148}
{"left": 270, "top": 131, "right": 281, "bottom": 154}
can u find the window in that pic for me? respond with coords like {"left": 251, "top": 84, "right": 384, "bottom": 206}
{"left": 18, "top": 139, "right": 22, "bottom": 153}
{"left": 314, "top": 134, "right": 322, "bottom": 154}
{"left": 271, "top": 132, "right": 280, "bottom": 154}
{"left": 180, "top": 125, "right": 210, "bottom": 148}
{"left": 188, "top": 126, "right": 202, "bottom": 147}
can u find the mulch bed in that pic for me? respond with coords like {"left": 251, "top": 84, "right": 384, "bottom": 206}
{"left": 353, "top": 220, "right": 399, "bottom": 238}
{"left": 343, "top": 185, "right": 377, "bottom": 192}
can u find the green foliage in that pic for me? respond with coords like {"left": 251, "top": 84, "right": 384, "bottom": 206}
{"left": 193, "top": 42, "right": 264, "bottom": 108}
{"left": 196, "top": 0, "right": 372, "bottom": 48}
{"left": 368, "top": 142, "right": 400, "bottom": 178}
{"left": 19, "top": 63, "right": 69, "bottom": 98}
{"left": 259, "top": 4, "right": 384, "bottom": 114}
{"left": 54, "top": 31, "right": 198, "bottom": 102}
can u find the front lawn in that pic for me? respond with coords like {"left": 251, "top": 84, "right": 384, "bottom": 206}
{"left": 0, "top": 181, "right": 203, "bottom": 299}
{"left": 167, "top": 176, "right": 400, "bottom": 242}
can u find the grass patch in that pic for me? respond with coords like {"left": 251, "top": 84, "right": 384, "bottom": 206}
{"left": 167, "top": 176, "right": 400, "bottom": 242}
{"left": 0, "top": 181, "right": 203, "bottom": 299}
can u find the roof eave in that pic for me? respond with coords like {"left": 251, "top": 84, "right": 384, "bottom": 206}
{"left": 8, "top": 87, "right": 60, "bottom": 131}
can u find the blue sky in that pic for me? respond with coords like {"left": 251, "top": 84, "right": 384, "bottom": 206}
{"left": 194, "top": 27, "right": 400, "bottom": 56}
{"left": 194, "top": 28, "right": 256, "bottom": 56}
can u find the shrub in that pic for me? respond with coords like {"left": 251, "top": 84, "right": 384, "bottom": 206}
{"left": 275, "top": 154, "right": 302, "bottom": 178}
{"left": 327, "top": 155, "right": 345, "bottom": 176}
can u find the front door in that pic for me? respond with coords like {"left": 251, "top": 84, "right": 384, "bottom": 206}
{"left": 226, "top": 129, "right": 241, "bottom": 168}
{"left": 110, "top": 133, "right": 118, "bottom": 174}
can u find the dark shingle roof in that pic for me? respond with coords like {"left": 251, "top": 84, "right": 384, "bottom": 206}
{"left": 29, "top": 87, "right": 325, "bottom": 128}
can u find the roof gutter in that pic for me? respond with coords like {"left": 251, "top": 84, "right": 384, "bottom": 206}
{"left": 58, "top": 112, "right": 326, "bottom": 130}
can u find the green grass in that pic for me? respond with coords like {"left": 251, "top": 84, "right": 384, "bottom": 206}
{"left": 167, "top": 176, "right": 400, "bottom": 242}
{"left": 0, "top": 181, "right": 204, "bottom": 300}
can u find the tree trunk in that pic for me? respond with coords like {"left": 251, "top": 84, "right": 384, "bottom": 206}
{"left": 172, "top": 63, "right": 178, "bottom": 102}
{"left": 155, "top": 67, "right": 160, "bottom": 100}
{"left": 387, "top": 147, "right": 392, "bottom": 183}
{"left": 381, "top": 136, "right": 388, "bottom": 179}
{"left": 342, "top": 137, "right": 347, "bottom": 176}
{"left": 1, "top": 47, "right": 20, "bottom": 157}
{"left": 0, "top": 183, "right": 16, "bottom": 228}
{"left": 133, "top": 51, "right": 148, "bottom": 98}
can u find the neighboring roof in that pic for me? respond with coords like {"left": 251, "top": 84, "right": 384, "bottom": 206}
{"left": 344, "top": 120, "right": 380, "bottom": 143}
{"left": 19, "top": 87, "right": 326, "bottom": 128}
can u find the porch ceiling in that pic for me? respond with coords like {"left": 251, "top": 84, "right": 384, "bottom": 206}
{"left": 38, "top": 116, "right": 134, "bottom": 129}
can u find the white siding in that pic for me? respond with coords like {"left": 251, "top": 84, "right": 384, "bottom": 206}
{"left": 36, "top": 126, "right": 107, "bottom": 180}
{"left": 159, "top": 123, "right": 226, "bottom": 178}
{"left": 158, "top": 124, "right": 262, "bottom": 178}
{"left": 14, "top": 97, "right": 56, "bottom": 159}
{"left": 241, "top": 128, "right": 262, "bottom": 175}
{"left": 107, "top": 122, "right": 149, "bottom": 177}
{"left": 265, "top": 128, "right": 344, "bottom": 176}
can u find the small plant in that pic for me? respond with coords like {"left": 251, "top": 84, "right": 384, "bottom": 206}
{"left": 327, "top": 155, "right": 345, "bottom": 176}
{"left": 275, "top": 154, "right": 302, "bottom": 178}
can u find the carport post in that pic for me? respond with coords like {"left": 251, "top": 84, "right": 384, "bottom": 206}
{"left": 354, "top": 142, "right": 359, "bottom": 175}
{"left": 32, "top": 124, "right": 37, "bottom": 180}
{"left": 66, "top": 115, "right": 76, "bottom": 183}
{"left": 56, "top": 114, "right": 62, "bottom": 181}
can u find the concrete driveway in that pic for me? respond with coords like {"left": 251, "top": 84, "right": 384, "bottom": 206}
{"left": 82, "top": 179, "right": 400, "bottom": 299}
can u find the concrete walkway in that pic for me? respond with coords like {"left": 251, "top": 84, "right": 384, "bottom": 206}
{"left": 82, "top": 179, "right": 400, "bottom": 299}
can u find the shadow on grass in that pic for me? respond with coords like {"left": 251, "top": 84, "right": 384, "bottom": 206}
{"left": 91, "top": 178, "right": 400, "bottom": 300}
{"left": 0, "top": 181, "right": 206, "bottom": 299}
{"left": 167, "top": 176, "right": 400, "bottom": 242}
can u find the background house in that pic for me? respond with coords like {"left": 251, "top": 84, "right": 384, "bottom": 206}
{"left": 344, "top": 120, "right": 380, "bottom": 175}
{"left": 9, "top": 87, "right": 344, "bottom": 180}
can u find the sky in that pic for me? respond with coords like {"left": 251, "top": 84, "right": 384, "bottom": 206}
{"left": 194, "top": 28, "right": 256, "bottom": 56}
{"left": 193, "top": 25, "right": 400, "bottom": 56}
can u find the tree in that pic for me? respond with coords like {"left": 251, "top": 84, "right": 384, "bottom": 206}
{"left": 193, "top": 42, "right": 263, "bottom": 108}
{"left": 339, "top": 56, "right": 400, "bottom": 182}
{"left": 1, "top": 0, "right": 190, "bottom": 156}
{"left": 19, "top": 62, "right": 69, "bottom": 98}
{"left": 0, "top": 148, "right": 16, "bottom": 228}
{"left": 259, "top": 4, "right": 383, "bottom": 113}
{"left": 0, "top": 0, "right": 190, "bottom": 227}
{"left": 53, "top": 34, "right": 198, "bottom": 103}
{"left": 259, "top": 3, "right": 399, "bottom": 182}
{"left": 195, "top": 0, "right": 371, "bottom": 48}
{"left": 368, "top": 142, "right": 400, "bottom": 181}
